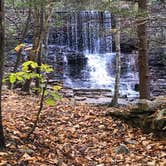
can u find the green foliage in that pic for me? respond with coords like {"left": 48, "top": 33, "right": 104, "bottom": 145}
{"left": 22, "top": 61, "right": 38, "bottom": 72}
{"left": 40, "top": 64, "right": 54, "bottom": 73}
{"left": 46, "top": 98, "right": 56, "bottom": 106}
{"left": 44, "top": 85, "right": 62, "bottom": 106}
{"left": 4, "top": 61, "right": 53, "bottom": 84}
{"left": 4, "top": 61, "right": 62, "bottom": 106}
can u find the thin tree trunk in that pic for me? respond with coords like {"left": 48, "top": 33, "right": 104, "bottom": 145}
{"left": 13, "top": 0, "right": 32, "bottom": 73}
{"left": 111, "top": 18, "right": 121, "bottom": 106}
{"left": 8, "top": 1, "right": 32, "bottom": 90}
{"left": 22, "top": 1, "right": 53, "bottom": 93}
{"left": 43, "top": 27, "right": 49, "bottom": 63}
{"left": 0, "top": 0, "right": 6, "bottom": 150}
{"left": 43, "top": 3, "right": 54, "bottom": 63}
{"left": 35, "top": 44, "right": 42, "bottom": 93}
{"left": 137, "top": 0, "right": 150, "bottom": 99}
{"left": 35, "top": 1, "right": 45, "bottom": 92}
{"left": 22, "top": 5, "right": 41, "bottom": 93}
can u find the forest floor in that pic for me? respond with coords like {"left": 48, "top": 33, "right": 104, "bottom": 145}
{"left": 0, "top": 90, "right": 165, "bottom": 166}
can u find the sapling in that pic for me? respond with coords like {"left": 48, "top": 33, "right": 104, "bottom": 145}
{"left": 4, "top": 61, "right": 62, "bottom": 140}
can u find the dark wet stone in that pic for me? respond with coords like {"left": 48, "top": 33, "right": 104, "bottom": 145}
{"left": 115, "top": 144, "right": 130, "bottom": 154}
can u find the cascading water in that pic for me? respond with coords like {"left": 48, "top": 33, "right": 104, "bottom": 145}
{"left": 50, "top": 11, "right": 139, "bottom": 98}
{"left": 85, "top": 53, "right": 115, "bottom": 89}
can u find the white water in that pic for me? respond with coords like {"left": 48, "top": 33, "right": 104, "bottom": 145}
{"left": 85, "top": 53, "right": 115, "bottom": 89}
{"left": 84, "top": 52, "right": 139, "bottom": 97}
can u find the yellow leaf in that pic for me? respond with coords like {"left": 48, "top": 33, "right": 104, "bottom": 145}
{"left": 15, "top": 44, "right": 25, "bottom": 52}
{"left": 53, "top": 85, "right": 62, "bottom": 91}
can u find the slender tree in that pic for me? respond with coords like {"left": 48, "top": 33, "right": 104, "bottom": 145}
{"left": 111, "top": 17, "right": 121, "bottom": 106}
{"left": 13, "top": 0, "right": 32, "bottom": 73}
{"left": 0, "top": 0, "right": 6, "bottom": 150}
{"left": 22, "top": 0, "right": 44, "bottom": 92}
{"left": 22, "top": 0, "right": 54, "bottom": 93}
{"left": 137, "top": 0, "right": 150, "bottom": 99}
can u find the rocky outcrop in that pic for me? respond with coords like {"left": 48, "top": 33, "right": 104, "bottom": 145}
{"left": 106, "top": 96, "right": 166, "bottom": 139}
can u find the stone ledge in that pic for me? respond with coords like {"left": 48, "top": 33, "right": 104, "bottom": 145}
{"left": 106, "top": 96, "right": 166, "bottom": 139}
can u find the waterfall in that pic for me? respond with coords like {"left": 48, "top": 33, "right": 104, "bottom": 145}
{"left": 53, "top": 11, "right": 112, "bottom": 53}
{"left": 85, "top": 53, "right": 115, "bottom": 89}
{"left": 50, "top": 11, "right": 139, "bottom": 97}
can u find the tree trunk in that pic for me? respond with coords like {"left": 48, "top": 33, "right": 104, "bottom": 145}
{"left": 22, "top": 4, "right": 41, "bottom": 93}
{"left": 137, "top": 0, "right": 150, "bottom": 99}
{"left": 0, "top": 0, "right": 6, "bottom": 150}
{"left": 111, "top": 18, "right": 121, "bottom": 106}
{"left": 42, "top": 4, "right": 54, "bottom": 63}
{"left": 35, "top": 1, "right": 45, "bottom": 92}
{"left": 22, "top": 1, "right": 53, "bottom": 93}
{"left": 13, "top": 0, "right": 32, "bottom": 73}
{"left": 43, "top": 28, "right": 49, "bottom": 63}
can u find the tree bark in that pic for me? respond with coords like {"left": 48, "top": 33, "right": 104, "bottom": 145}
{"left": 0, "top": 0, "right": 6, "bottom": 150}
{"left": 13, "top": 0, "right": 32, "bottom": 73}
{"left": 111, "top": 17, "right": 121, "bottom": 106}
{"left": 22, "top": 3, "right": 41, "bottom": 93}
{"left": 137, "top": 0, "right": 150, "bottom": 99}
{"left": 35, "top": 0, "right": 45, "bottom": 92}
{"left": 22, "top": 1, "right": 53, "bottom": 93}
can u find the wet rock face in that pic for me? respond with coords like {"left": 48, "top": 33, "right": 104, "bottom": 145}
{"left": 45, "top": 44, "right": 165, "bottom": 97}
{"left": 150, "top": 54, "right": 166, "bottom": 96}
{"left": 148, "top": 3, "right": 166, "bottom": 96}
{"left": 47, "top": 10, "right": 165, "bottom": 97}
{"left": 49, "top": 11, "right": 113, "bottom": 54}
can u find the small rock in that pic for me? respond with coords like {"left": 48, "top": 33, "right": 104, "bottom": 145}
{"left": 115, "top": 144, "right": 130, "bottom": 154}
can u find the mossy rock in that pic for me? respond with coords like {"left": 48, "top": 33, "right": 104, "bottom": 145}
{"left": 153, "top": 109, "right": 166, "bottom": 130}
{"left": 142, "top": 116, "right": 154, "bottom": 132}
{"left": 132, "top": 97, "right": 166, "bottom": 113}
{"left": 137, "top": 99, "right": 153, "bottom": 111}
{"left": 130, "top": 99, "right": 154, "bottom": 114}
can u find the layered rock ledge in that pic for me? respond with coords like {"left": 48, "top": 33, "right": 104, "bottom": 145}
{"left": 106, "top": 96, "right": 166, "bottom": 139}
